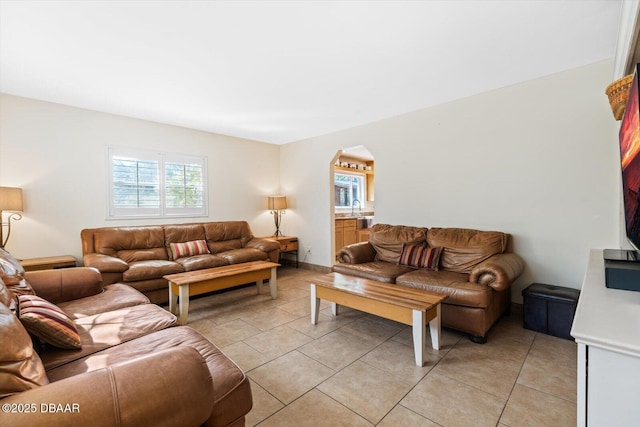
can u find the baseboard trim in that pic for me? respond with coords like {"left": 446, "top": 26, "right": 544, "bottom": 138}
{"left": 511, "top": 302, "right": 523, "bottom": 314}
{"left": 279, "top": 258, "right": 331, "bottom": 273}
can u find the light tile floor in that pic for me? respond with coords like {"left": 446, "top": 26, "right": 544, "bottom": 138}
{"left": 185, "top": 267, "right": 577, "bottom": 427}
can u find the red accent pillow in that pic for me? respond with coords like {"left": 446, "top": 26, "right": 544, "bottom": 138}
{"left": 398, "top": 244, "right": 442, "bottom": 270}
{"left": 18, "top": 295, "right": 81, "bottom": 350}
{"left": 169, "top": 240, "right": 211, "bottom": 260}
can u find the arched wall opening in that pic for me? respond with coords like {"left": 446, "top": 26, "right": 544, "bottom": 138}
{"left": 329, "top": 145, "right": 375, "bottom": 261}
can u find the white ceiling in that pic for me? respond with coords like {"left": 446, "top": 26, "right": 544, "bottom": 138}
{"left": 0, "top": 0, "right": 623, "bottom": 145}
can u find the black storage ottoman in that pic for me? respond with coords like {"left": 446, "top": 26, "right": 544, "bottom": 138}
{"left": 522, "top": 283, "right": 580, "bottom": 340}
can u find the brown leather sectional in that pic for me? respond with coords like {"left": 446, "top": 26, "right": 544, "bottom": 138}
{"left": 0, "top": 248, "right": 252, "bottom": 427}
{"left": 333, "top": 224, "right": 525, "bottom": 342}
{"left": 81, "top": 221, "right": 280, "bottom": 304}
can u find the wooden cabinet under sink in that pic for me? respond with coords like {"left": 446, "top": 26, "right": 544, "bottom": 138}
{"left": 335, "top": 219, "right": 372, "bottom": 254}
{"left": 357, "top": 229, "right": 370, "bottom": 243}
{"left": 335, "top": 219, "right": 358, "bottom": 253}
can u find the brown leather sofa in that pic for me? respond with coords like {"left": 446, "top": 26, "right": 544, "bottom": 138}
{"left": 0, "top": 248, "right": 252, "bottom": 427}
{"left": 81, "top": 221, "right": 280, "bottom": 304}
{"left": 333, "top": 224, "right": 525, "bottom": 343}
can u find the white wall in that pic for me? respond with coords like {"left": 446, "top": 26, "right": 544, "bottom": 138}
{"left": 0, "top": 60, "right": 621, "bottom": 303}
{"left": 281, "top": 60, "right": 620, "bottom": 302}
{"left": 0, "top": 94, "right": 281, "bottom": 260}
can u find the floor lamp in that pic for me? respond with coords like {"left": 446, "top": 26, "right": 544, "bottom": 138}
{"left": 0, "top": 187, "right": 24, "bottom": 249}
{"left": 268, "top": 196, "right": 287, "bottom": 237}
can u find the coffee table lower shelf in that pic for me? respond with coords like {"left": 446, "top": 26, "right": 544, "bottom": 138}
{"left": 310, "top": 273, "right": 447, "bottom": 367}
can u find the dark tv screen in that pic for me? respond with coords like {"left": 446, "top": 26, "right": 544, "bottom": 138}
{"left": 618, "top": 64, "right": 640, "bottom": 252}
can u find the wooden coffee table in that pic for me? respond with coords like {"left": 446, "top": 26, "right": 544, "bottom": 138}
{"left": 310, "top": 272, "right": 447, "bottom": 366}
{"left": 165, "top": 260, "right": 280, "bottom": 324}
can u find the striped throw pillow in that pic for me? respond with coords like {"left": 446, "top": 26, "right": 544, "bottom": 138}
{"left": 18, "top": 295, "right": 81, "bottom": 349}
{"left": 398, "top": 244, "right": 442, "bottom": 270}
{"left": 169, "top": 240, "right": 211, "bottom": 260}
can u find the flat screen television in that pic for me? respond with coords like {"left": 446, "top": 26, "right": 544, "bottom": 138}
{"left": 618, "top": 63, "right": 640, "bottom": 256}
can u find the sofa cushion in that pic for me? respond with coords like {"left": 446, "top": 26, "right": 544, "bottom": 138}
{"left": 332, "top": 261, "right": 415, "bottom": 284}
{"left": 207, "top": 239, "right": 242, "bottom": 254}
{"left": 176, "top": 254, "right": 229, "bottom": 272}
{"left": 57, "top": 283, "right": 150, "bottom": 320}
{"left": 427, "top": 228, "right": 508, "bottom": 273}
{"left": 203, "top": 221, "right": 253, "bottom": 249}
{"left": 46, "top": 326, "right": 252, "bottom": 427}
{"left": 18, "top": 295, "right": 81, "bottom": 349}
{"left": 23, "top": 268, "right": 103, "bottom": 305}
{"left": 117, "top": 247, "right": 169, "bottom": 263}
{"left": 122, "top": 260, "right": 183, "bottom": 282}
{"left": 0, "top": 303, "right": 49, "bottom": 398}
{"left": 164, "top": 224, "right": 207, "bottom": 258}
{"left": 0, "top": 274, "right": 34, "bottom": 305}
{"left": 217, "top": 248, "right": 269, "bottom": 264}
{"left": 396, "top": 269, "right": 492, "bottom": 308}
{"left": 94, "top": 226, "right": 167, "bottom": 258}
{"left": 0, "top": 247, "right": 26, "bottom": 276}
{"left": 398, "top": 244, "right": 442, "bottom": 270}
{"left": 0, "top": 277, "right": 16, "bottom": 312}
{"left": 0, "top": 248, "right": 35, "bottom": 305}
{"left": 369, "top": 224, "right": 428, "bottom": 264}
{"left": 169, "top": 240, "right": 211, "bottom": 260}
{"left": 39, "top": 304, "right": 177, "bottom": 371}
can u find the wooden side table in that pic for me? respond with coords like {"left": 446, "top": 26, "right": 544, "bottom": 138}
{"left": 19, "top": 255, "right": 76, "bottom": 272}
{"left": 263, "top": 236, "right": 299, "bottom": 268}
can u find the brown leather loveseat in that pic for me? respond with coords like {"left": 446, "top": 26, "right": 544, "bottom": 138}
{"left": 81, "top": 221, "right": 280, "bottom": 303}
{"left": 333, "top": 224, "right": 525, "bottom": 342}
{"left": 0, "top": 248, "right": 252, "bottom": 427}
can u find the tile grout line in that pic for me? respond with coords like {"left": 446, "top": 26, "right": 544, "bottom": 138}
{"left": 494, "top": 332, "right": 537, "bottom": 425}
{"left": 192, "top": 268, "right": 577, "bottom": 426}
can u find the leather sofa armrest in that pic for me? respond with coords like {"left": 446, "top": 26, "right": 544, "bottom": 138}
{"left": 82, "top": 253, "right": 129, "bottom": 273}
{"left": 23, "top": 268, "right": 103, "bottom": 304}
{"left": 337, "top": 242, "right": 376, "bottom": 264}
{"left": 246, "top": 238, "right": 280, "bottom": 263}
{"left": 0, "top": 347, "right": 214, "bottom": 427}
{"left": 246, "top": 237, "right": 280, "bottom": 252}
{"left": 469, "top": 253, "right": 525, "bottom": 292}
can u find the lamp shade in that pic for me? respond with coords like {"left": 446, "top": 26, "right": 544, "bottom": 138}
{"left": 0, "top": 187, "right": 23, "bottom": 211}
{"left": 267, "top": 196, "right": 287, "bottom": 210}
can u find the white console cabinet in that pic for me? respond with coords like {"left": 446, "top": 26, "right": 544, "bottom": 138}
{"left": 571, "top": 249, "right": 640, "bottom": 426}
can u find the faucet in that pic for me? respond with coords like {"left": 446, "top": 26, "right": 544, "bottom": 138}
{"left": 351, "top": 198, "right": 361, "bottom": 216}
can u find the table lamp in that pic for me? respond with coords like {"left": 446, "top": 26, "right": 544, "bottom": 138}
{"left": 267, "top": 196, "right": 287, "bottom": 237}
{"left": 0, "top": 187, "right": 23, "bottom": 249}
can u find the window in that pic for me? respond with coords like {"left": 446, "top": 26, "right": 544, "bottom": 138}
{"left": 334, "top": 173, "right": 364, "bottom": 208}
{"left": 108, "top": 147, "right": 207, "bottom": 219}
